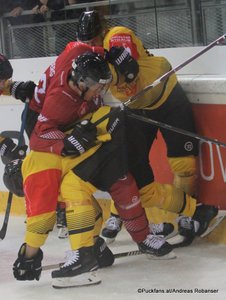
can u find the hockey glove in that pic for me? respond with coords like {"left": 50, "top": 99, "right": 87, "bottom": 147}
{"left": 11, "top": 80, "right": 36, "bottom": 102}
{"left": 62, "top": 120, "right": 97, "bottom": 156}
{"left": 106, "top": 106, "right": 126, "bottom": 136}
{"left": 0, "top": 137, "right": 27, "bottom": 162}
{"left": 107, "top": 46, "right": 139, "bottom": 83}
{"left": 13, "top": 243, "right": 43, "bottom": 281}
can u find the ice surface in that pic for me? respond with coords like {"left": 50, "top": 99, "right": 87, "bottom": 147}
{"left": 1, "top": 216, "right": 226, "bottom": 300}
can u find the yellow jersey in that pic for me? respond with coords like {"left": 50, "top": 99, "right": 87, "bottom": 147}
{"left": 103, "top": 26, "right": 177, "bottom": 110}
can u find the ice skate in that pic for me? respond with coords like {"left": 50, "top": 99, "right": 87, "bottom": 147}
{"left": 138, "top": 234, "right": 176, "bottom": 259}
{"left": 101, "top": 214, "right": 123, "bottom": 244}
{"left": 52, "top": 247, "right": 101, "bottom": 288}
{"left": 170, "top": 204, "right": 218, "bottom": 248}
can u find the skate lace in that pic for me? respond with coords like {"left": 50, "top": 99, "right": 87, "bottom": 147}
{"left": 105, "top": 216, "right": 121, "bottom": 231}
{"left": 61, "top": 250, "right": 80, "bottom": 268}
{"left": 149, "top": 223, "right": 164, "bottom": 235}
{"left": 143, "top": 234, "right": 165, "bottom": 250}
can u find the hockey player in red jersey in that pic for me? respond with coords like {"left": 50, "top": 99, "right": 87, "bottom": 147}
{"left": 12, "top": 43, "right": 174, "bottom": 289}
{"left": 76, "top": 10, "right": 218, "bottom": 247}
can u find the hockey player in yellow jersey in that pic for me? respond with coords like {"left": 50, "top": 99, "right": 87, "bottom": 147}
{"left": 76, "top": 10, "right": 218, "bottom": 247}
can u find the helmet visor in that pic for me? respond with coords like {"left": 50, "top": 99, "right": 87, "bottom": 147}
{"left": 86, "top": 80, "right": 111, "bottom": 97}
{"left": 84, "top": 76, "right": 111, "bottom": 87}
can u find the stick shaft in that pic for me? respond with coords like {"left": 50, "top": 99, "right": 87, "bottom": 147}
{"left": 42, "top": 249, "right": 142, "bottom": 271}
{"left": 128, "top": 112, "right": 226, "bottom": 148}
{"left": 0, "top": 193, "right": 13, "bottom": 239}
{"left": 125, "top": 33, "right": 226, "bottom": 105}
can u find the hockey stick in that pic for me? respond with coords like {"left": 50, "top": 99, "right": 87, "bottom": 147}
{"left": 127, "top": 112, "right": 226, "bottom": 148}
{"left": 42, "top": 246, "right": 178, "bottom": 271}
{"left": 42, "top": 250, "right": 143, "bottom": 271}
{"left": 63, "top": 106, "right": 226, "bottom": 148}
{"left": 124, "top": 33, "right": 226, "bottom": 106}
{"left": 102, "top": 33, "right": 226, "bottom": 114}
{"left": 0, "top": 100, "right": 29, "bottom": 240}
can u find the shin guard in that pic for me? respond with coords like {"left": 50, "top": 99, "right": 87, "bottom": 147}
{"left": 109, "top": 173, "right": 149, "bottom": 243}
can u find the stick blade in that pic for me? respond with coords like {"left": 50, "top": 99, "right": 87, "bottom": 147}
{"left": 0, "top": 222, "right": 8, "bottom": 240}
{"left": 0, "top": 193, "right": 13, "bottom": 240}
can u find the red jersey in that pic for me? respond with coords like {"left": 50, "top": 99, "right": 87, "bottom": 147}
{"left": 29, "top": 42, "right": 105, "bottom": 155}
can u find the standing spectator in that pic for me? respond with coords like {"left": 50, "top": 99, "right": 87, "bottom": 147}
{"left": 36, "top": 0, "right": 77, "bottom": 55}
{"left": 4, "top": 1, "right": 45, "bottom": 58}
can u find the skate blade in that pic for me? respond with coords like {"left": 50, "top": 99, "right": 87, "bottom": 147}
{"left": 52, "top": 271, "right": 101, "bottom": 289}
{"left": 201, "top": 211, "right": 226, "bottom": 238}
{"left": 145, "top": 251, "right": 177, "bottom": 260}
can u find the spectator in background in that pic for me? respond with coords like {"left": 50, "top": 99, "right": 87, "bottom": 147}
{"left": 4, "top": 1, "right": 46, "bottom": 58}
{"left": 36, "top": 0, "right": 108, "bottom": 55}
{"left": 35, "top": 0, "right": 78, "bottom": 55}
{"left": 0, "top": 0, "right": 4, "bottom": 17}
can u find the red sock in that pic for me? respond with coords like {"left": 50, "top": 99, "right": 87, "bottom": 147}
{"left": 109, "top": 173, "right": 149, "bottom": 243}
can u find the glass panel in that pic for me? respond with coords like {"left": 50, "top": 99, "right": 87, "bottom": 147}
{"left": 1, "top": 0, "right": 226, "bottom": 58}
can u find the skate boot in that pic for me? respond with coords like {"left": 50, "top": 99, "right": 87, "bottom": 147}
{"left": 150, "top": 222, "right": 174, "bottom": 238}
{"left": 192, "top": 204, "right": 218, "bottom": 236}
{"left": 94, "top": 236, "right": 115, "bottom": 268}
{"left": 51, "top": 247, "right": 101, "bottom": 288}
{"left": 174, "top": 204, "right": 218, "bottom": 248}
{"left": 138, "top": 234, "right": 175, "bottom": 259}
{"left": 101, "top": 214, "right": 123, "bottom": 244}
